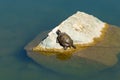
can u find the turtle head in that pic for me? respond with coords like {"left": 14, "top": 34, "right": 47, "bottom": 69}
{"left": 56, "top": 30, "right": 61, "bottom": 35}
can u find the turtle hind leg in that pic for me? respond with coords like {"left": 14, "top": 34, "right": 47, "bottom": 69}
{"left": 72, "top": 44, "right": 76, "bottom": 49}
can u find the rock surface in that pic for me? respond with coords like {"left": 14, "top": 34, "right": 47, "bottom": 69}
{"left": 34, "top": 11, "right": 106, "bottom": 52}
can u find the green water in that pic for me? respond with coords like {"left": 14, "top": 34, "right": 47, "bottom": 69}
{"left": 0, "top": 0, "right": 120, "bottom": 80}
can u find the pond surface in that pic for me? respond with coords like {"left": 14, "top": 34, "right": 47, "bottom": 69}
{"left": 0, "top": 0, "right": 120, "bottom": 80}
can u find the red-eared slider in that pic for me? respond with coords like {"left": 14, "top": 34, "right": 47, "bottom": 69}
{"left": 56, "top": 30, "right": 76, "bottom": 50}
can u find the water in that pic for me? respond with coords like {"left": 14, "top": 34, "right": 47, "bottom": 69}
{"left": 0, "top": 0, "right": 120, "bottom": 80}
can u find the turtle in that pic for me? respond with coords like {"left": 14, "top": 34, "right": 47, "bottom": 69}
{"left": 56, "top": 30, "right": 76, "bottom": 50}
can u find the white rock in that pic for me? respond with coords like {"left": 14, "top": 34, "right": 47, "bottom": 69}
{"left": 38, "top": 11, "right": 105, "bottom": 49}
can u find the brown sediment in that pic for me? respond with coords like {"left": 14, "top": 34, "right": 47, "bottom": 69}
{"left": 33, "top": 23, "right": 109, "bottom": 58}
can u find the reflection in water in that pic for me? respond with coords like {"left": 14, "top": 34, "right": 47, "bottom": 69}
{"left": 56, "top": 53, "right": 72, "bottom": 60}
{"left": 25, "top": 25, "right": 120, "bottom": 76}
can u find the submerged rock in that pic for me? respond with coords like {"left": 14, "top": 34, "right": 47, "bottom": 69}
{"left": 25, "top": 11, "right": 120, "bottom": 76}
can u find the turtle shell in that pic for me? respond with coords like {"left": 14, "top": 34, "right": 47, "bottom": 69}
{"left": 57, "top": 32, "right": 74, "bottom": 49}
